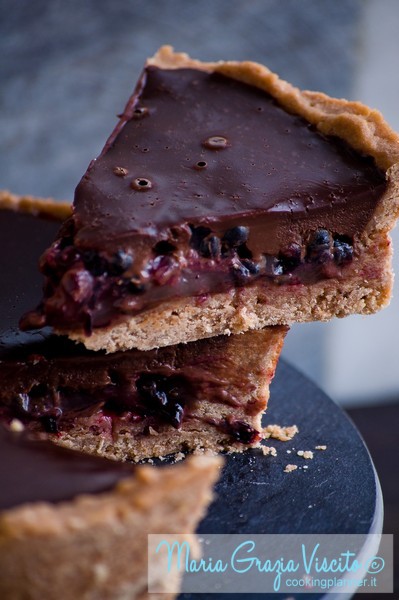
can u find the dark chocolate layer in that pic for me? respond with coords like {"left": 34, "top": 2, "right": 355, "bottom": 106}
{"left": 0, "top": 425, "right": 134, "bottom": 511}
{"left": 0, "top": 209, "right": 260, "bottom": 439}
{"left": 76, "top": 67, "right": 385, "bottom": 252}
{"left": 22, "top": 66, "right": 386, "bottom": 332}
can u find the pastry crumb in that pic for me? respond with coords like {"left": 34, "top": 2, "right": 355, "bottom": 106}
{"left": 297, "top": 450, "right": 314, "bottom": 459}
{"left": 148, "top": 426, "right": 159, "bottom": 436}
{"left": 262, "top": 445, "right": 277, "bottom": 457}
{"left": 284, "top": 464, "right": 298, "bottom": 473}
{"left": 174, "top": 452, "right": 185, "bottom": 463}
{"left": 315, "top": 445, "right": 327, "bottom": 451}
{"left": 263, "top": 424, "right": 299, "bottom": 441}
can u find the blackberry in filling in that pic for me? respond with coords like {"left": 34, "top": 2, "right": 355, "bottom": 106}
{"left": 135, "top": 373, "right": 185, "bottom": 429}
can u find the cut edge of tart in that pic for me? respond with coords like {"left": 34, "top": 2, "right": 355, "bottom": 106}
{"left": 20, "top": 46, "right": 399, "bottom": 352}
{"left": 37, "top": 327, "right": 287, "bottom": 462}
{"left": 0, "top": 196, "right": 287, "bottom": 461}
{"left": 0, "top": 423, "right": 221, "bottom": 600}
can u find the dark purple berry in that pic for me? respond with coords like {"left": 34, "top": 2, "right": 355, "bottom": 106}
{"left": 189, "top": 225, "right": 212, "bottom": 252}
{"left": 136, "top": 374, "right": 186, "bottom": 429}
{"left": 222, "top": 226, "right": 249, "bottom": 248}
{"left": 307, "top": 229, "right": 333, "bottom": 264}
{"left": 226, "top": 420, "right": 259, "bottom": 444}
{"left": 172, "top": 404, "right": 184, "bottom": 428}
{"left": 61, "top": 269, "right": 93, "bottom": 303}
{"left": 264, "top": 256, "right": 284, "bottom": 277}
{"left": 41, "top": 415, "right": 59, "bottom": 434}
{"left": 231, "top": 260, "right": 251, "bottom": 284}
{"left": 199, "top": 234, "right": 221, "bottom": 259}
{"left": 240, "top": 258, "right": 260, "bottom": 275}
{"left": 58, "top": 246, "right": 81, "bottom": 269}
{"left": 108, "top": 250, "right": 133, "bottom": 275}
{"left": 310, "top": 229, "right": 331, "bottom": 246}
{"left": 82, "top": 250, "right": 108, "bottom": 276}
{"left": 333, "top": 238, "right": 353, "bottom": 265}
{"left": 151, "top": 255, "right": 178, "bottom": 285}
{"left": 278, "top": 243, "right": 302, "bottom": 273}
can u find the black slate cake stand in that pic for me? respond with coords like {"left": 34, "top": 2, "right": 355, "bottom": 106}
{"left": 179, "top": 360, "right": 383, "bottom": 600}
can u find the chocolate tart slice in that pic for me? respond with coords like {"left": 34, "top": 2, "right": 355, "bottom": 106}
{"left": 0, "top": 424, "right": 220, "bottom": 600}
{"left": 21, "top": 46, "right": 399, "bottom": 352}
{"left": 0, "top": 192, "right": 287, "bottom": 460}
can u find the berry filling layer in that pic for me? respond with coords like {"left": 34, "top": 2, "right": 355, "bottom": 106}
{"left": 0, "top": 366, "right": 261, "bottom": 446}
{"left": 23, "top": 222, "right": 358, "bottom": 333}
{"left": 1, "top": 208, "right": 285, "bottom": 453}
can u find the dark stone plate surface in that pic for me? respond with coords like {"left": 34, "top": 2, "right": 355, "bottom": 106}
{"left": 180, "top": 359, "right": 382, "bottom": 600}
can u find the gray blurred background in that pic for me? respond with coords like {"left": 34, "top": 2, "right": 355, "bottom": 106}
{"left": 1, "top": 0, "right": 399, "bottom": 407}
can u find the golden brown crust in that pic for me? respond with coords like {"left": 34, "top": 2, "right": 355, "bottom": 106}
{"left": 48, "top": 328, "right": 288, "bottom": 461}
{"left": 0, "top": 189, "right": 71, "bottom": 220}
{"left": 0, "top": 455, "right": 221, "bottom": 600}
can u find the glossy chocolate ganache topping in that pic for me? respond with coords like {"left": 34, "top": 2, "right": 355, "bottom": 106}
{"left": 0, "top": 424, "right": 135, "bottom": 510}
{"left": 22, "top": 66, "right": 386, "bottom": 332}
{"left": 0, "top": 209, "right": 263, "bottom": 442}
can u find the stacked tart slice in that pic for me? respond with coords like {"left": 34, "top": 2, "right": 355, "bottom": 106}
{"left": 21, "top": 46, "right": 399, "bottom": 353}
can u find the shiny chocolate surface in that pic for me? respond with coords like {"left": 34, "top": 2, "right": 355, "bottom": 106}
{"left": 75, "top": 67, "right": 386, "bottom": 253}
{"left": 0, "top": 424, "right": 134, "bottom": 510}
